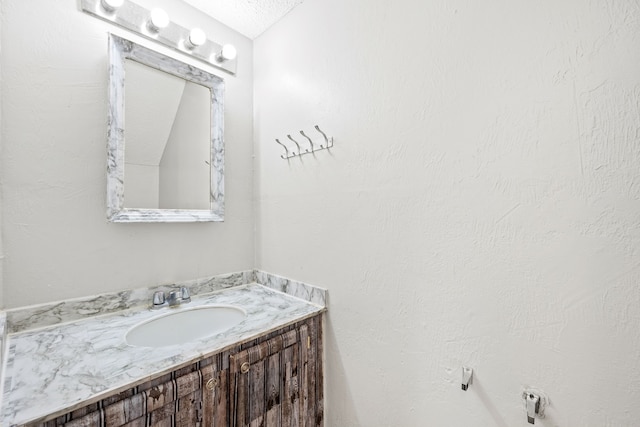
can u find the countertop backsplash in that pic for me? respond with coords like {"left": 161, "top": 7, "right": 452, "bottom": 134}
{"left": 256, "top": 270, "right": 328, "bottom": 307}
{"left": 3, "top": 270, "right": 326, "bottom": 334}
{"left": 0, "top": 311, "right": 6, "bottom": 386}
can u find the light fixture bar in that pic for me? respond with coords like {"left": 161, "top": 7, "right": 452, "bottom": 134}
{"left": 80, "top": 0, "right": 237, "bottom": 75}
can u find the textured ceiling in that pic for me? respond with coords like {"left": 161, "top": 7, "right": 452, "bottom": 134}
{"left": 181, "top": 0, "right": 304, "bottom": 39}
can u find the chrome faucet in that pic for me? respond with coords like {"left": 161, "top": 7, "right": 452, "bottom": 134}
{"left": 152, "top": 286, "right": 191, "bottom": 309}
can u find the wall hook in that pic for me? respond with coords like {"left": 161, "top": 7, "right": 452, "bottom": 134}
{"left": 461, "top": 367, "right": 473, "bottom": 391}
{"left": 275, "top": 139, "right": 289, "bottom": 159}
{"left": 287, "top": 134, "right": 302, "bottom": 156}
{"left": 522, "top": 388, "right": 549, "bottom": 424}
{"left": 299, "top": 130, "right": 314, "bottom": 152}
{"left": 314, "top": 125, "right": 332, "bottom": 148}
{"left": 274, "top": 125, "right": 334, "bottom": 159}
{"left": 526, "top": 393, "right": 540, "bottom": 424}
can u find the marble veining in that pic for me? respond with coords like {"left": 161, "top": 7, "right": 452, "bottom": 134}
{"left": 106, "top": 34, "right": 225, "bottom": 223}
{"left": 256, "top": 271, "right": 327, "bottom": 307}
{"left": 1, "top": 284, "right": 325, "bottom": 426}
{"left": 0, "top": 311, "right": 6, "bottom": 391}
{"left": 6, "top": 271, "right": 255, "bottom": 334}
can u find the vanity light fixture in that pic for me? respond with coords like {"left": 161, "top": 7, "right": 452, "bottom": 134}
{"left": 81, "top": 0, "right": 237, "bottom": 74}
{"left": 185, "top": 28, "right": 206, "bottom": 49}
{"left": 101, "top": 0, "right": 123, "bottom": 12}
{"left": 147, "top": 8, "right": 169, "bottom": 33}
{"left": 215, "top": 44, "right": 237, "bottom": 62}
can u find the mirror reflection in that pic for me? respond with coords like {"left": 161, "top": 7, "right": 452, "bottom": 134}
{"left": 124, "top": 60, "right": 210, "bottom": 210}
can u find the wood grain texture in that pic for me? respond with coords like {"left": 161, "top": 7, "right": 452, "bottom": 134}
{"left": 103, "top": 392, "right": 145, "bottom": 426}
{"left": 265, "top": 353, "right": 281, "bottom": 427}
{"left": 213, "top": 361, "right": 230, "bottom": 426}
{"left": 299, "top": 324, "right": 314, "bottom": 427}
{"left": 283, "top": 343, "right": 300, "bottom": 427}
{"left": 315, "top": 315, "right": 324, "bottom": 426}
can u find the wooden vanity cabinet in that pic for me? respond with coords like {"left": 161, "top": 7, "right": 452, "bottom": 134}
{"left": 229, "top": 318, "right": 322, "bottom": 426}
{"left": 25, "top": 315, "right": 323, "bottom": 427}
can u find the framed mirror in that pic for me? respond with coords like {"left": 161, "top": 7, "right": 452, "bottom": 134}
{"left": 107, "top": 34, "right": 224, "bottom": 222}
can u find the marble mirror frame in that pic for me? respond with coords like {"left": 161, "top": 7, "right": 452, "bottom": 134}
{"left": 107, "top": 34, "right": 225, "bottom": 223}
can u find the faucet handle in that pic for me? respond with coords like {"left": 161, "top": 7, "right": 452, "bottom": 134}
{"left": 152, "top": 291, "right": 166, "bottom": 308}
{"left": 180, "top": 287, "right": 191, "bottom": 302}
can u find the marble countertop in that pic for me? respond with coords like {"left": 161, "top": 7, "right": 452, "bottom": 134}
{"left": 1, "top": 283, "right": 325, "bottom": 426}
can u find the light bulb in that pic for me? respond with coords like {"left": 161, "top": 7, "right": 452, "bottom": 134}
{"left": 217, "top": 44, "right": 237, "bottom": 62}
{"left": 148, "top": 8, "right": 169, "bottom": 32}
{"left": 185, "top": 28, "right": 206, "bottom": 49}
{"left": 101, "top": 0, "right": 124, "bottom": 12}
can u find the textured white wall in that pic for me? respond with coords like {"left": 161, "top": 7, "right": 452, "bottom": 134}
{"left": 0, "top": 0, "right": 254, "bottom": 308}
{"left": 254, "top": 1, "right": 640, "bottom": 426}
{"left": 0, "top": 0, "right": 4, "bottom": 309}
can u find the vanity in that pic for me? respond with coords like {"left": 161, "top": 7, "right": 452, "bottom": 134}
{"left": 0, "top": 272, "right": 326, "bottom": 426}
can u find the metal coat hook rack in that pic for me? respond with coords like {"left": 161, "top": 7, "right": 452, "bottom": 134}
{"left": 275, "top": 125, "right": 334, "bottom": 159}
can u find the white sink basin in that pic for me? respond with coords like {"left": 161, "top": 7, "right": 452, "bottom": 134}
{"left": 125, "top": 305, "right": 247, "bottom": 348}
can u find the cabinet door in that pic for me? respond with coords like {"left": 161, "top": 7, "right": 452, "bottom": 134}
{"left": 229, "top": 318, "right": 323, "bottom": 427}
{"left": 201, "top": 354, "right": 229, "bottom": 427}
